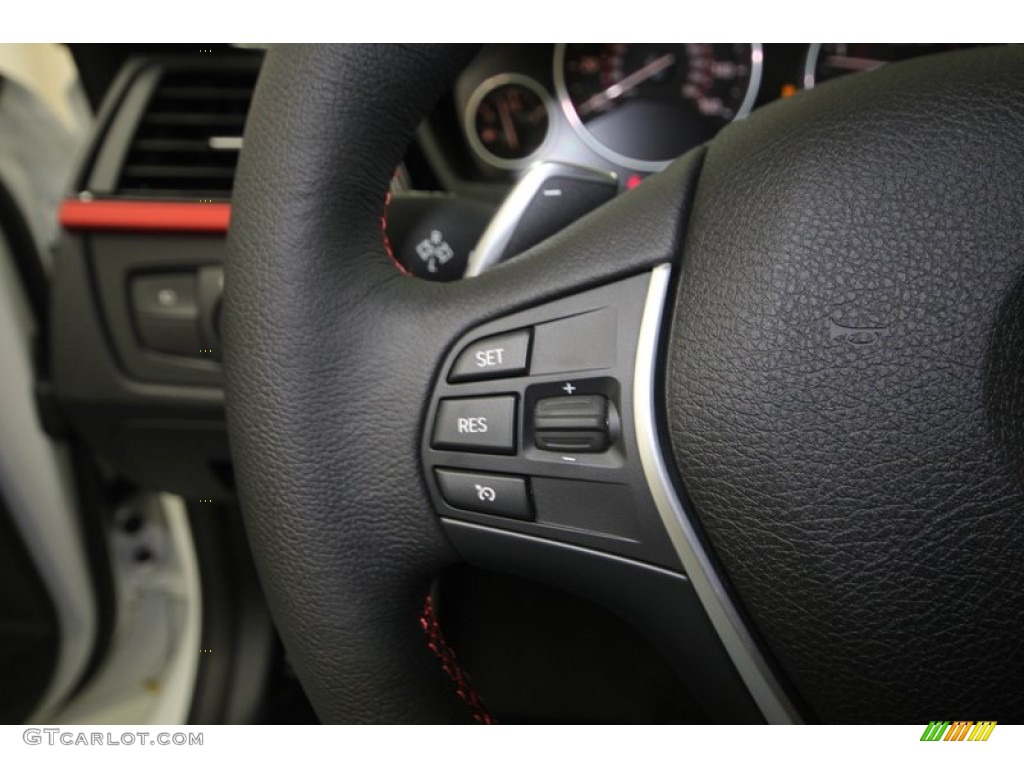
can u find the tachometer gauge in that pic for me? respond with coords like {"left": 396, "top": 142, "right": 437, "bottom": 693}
{"left": 555, "top": 43, "right": 762, "bottom": 171}
{"left": 803, "top": 44, "right": 980, "bottom": 88}
{"left": 466, "top": 74, "right": 551, "bottom": 169}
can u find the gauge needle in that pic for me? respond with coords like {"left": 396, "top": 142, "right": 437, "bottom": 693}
{"left": 577, "top": 52, "right": 676, "bottom": 116}
{"left": 498, "top": 97, "right": 519, "bottom": 152}
{"left": 822, "top": 54, "right": 888, "bottom": 72}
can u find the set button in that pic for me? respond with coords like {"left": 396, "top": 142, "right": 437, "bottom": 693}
{"left": 448, "top": 330, "right": 531, "bottom": 383}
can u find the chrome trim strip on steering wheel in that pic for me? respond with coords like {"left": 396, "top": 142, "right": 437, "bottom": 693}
{"left": 634, "top": 264, "right": 803, "bottom": 724}
{"left": 465, "top": 160, "right": 618, "bottom": 278}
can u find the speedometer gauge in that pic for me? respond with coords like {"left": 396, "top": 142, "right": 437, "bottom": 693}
{"left": 555, "top": 43, "right": 762, "bottom": 171}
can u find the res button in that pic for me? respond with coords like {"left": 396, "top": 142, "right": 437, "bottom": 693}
{"left": 432, "top": 396, "right": 517, "bottom": 454}
{"left": 448, "top": 330, "right": 531, "bottom": 383}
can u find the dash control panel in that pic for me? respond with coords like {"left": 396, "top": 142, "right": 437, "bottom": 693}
{"left": 422, "top": 270, "right": 680, "bottom": 570}
{"left": 130, "top": 267, "right": 223, "bottom": 360}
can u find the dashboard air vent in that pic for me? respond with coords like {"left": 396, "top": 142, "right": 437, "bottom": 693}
{"left": 116, "top": 65, "right": 259, "bottom": 199}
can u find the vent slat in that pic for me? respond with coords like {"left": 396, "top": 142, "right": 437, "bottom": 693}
{"left": 141, "top": 112, "right": 247, "bottom": 128}
{"left": 122, "top": 165, "right": 237, "bottom": 180}
{"left": 115, "top": 63, "right": 259, "bottom": 199}
{"left": 114, "top": 188, "right": 236, "bottom": 199}
{"left": 156, "top": 86, "right": 254, "bottom": 100}
{"left": 132, "top": 139, "right": 222, "bottom": 152}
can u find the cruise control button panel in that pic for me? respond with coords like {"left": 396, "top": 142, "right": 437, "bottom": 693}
{"left": 421, "top": 270, "right": 681, "bottom": 571}
{"left": 432, "top": 396, "right": 517, "bottom": 454}
{"left": 448, "top": 329, "right": 531, "bottom": 382}
{"left": 435, "top": 469, "right": 532, "bottom": 520}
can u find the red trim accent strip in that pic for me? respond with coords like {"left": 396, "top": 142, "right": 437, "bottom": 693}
{"left": 420, "top": 594, "right": 495, "bottom": 724}
{"left": 59, "top": 200, "right": 232, "bottom": 234}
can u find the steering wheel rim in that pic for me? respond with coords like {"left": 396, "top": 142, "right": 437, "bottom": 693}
{"left": 225, "top": 43, "right": 1024, "bottom": 723}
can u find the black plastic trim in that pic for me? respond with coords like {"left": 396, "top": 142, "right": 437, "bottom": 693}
{"left": 186, "top": 501, "right": 274, "bottom": 724}
{"left": 442, "top": 519, "right": 763, "bottom": 723}
{"left": 51, "top": 233, "right": 229, "bottom": 499}
{"left": 71, "top": 57, "right": 151, "bottom": 195}
{"left": 87, "top": 233, "right": 224, "bottom": 385}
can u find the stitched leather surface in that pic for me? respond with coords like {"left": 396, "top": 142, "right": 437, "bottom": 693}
{"left": 667, "top": 46, "right": 1024, "bottom": 723}
{"left": 225, "top": 44, "right": 703, "bottom": 723}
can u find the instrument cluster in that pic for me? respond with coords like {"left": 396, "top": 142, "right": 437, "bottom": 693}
{"left": 442, "top": 43, "right": 982, "bottom": 186}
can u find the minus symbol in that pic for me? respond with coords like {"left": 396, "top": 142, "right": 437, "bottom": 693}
{"left": 561, "top": 456, "right": 577, "bottom": 462}
{"left": 542, "top": 188, "right": 563, "bottom": 197}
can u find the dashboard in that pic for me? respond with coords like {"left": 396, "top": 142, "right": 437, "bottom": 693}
{"left": 420, "top": 43, "right": 985, "bottom": 191}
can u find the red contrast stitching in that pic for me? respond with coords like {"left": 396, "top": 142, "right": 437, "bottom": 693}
{"left": 420, "top": 594, "right": 496, "bottom": 724}
{"left": 381, "top": 188, "right": 410, "bottom": 276}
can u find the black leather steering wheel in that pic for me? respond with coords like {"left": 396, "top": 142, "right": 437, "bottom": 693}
{"left": 224, "top": 44, "right": 1024, "bottom": 723}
